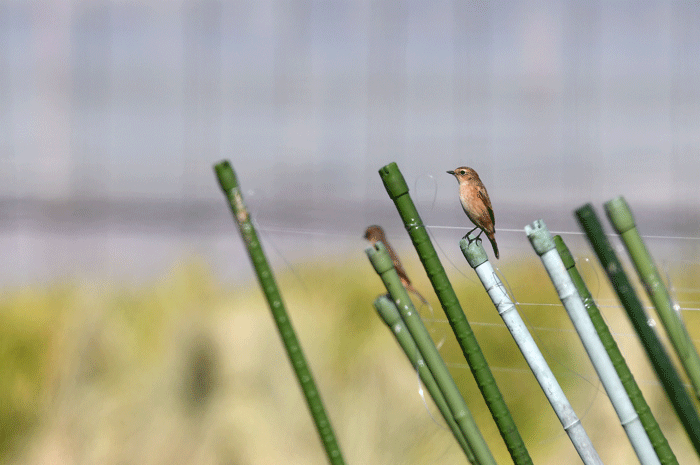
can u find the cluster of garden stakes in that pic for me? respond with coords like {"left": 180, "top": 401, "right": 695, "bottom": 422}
{"left": 215, "top": 160, "right": 700, "bottom": 465}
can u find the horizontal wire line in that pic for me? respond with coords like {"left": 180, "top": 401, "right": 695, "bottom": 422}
{"left": 257, "top": 222, "right": 700, "bottom": 242}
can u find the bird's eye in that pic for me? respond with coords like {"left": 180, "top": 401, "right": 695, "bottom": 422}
{"left": 460, "top": 170, "right": 466, "bottom": 175}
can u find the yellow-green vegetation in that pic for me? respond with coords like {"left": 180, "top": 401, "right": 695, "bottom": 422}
{"left": 0, "top": 285, "right": 68, "bottom": 460}
{"left": 0, "top": 255, "right": 697, "bottom": 464}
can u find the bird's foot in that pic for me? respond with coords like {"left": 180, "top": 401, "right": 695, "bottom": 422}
{"left": 463, "top": 228, "right": 482, "bottom": 242}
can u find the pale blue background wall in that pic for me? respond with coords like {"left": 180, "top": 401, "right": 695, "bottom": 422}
{"left": 2, "top": 0, "right": 699, "bottom": 283}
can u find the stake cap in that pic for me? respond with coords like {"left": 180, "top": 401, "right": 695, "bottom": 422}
{"left": 460, "top": 236, "right": 488, "bottom": 268}
{"left": 378, "top": 162, "right": 409, "bottom": 200}
{"left": 525, "top": 219, "right": 555, "bottom": 256}
{"left": 604, "top": 196, "right": 636, "bottom": 234}
{"left": 214, "top": 160, "right": 238, "bottom": 192}
{"left": 366, "top": 241, "right": 395, "bottom": 274}
{"left": 373, "top": 295, "right": 402, "bottom": 327}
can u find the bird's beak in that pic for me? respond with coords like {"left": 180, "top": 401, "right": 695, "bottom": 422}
{"left": 446, "top": 170, "right": 455, "bottom": 175}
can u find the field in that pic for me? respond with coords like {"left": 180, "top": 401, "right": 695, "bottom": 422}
{"left": 2, "top": 253, "right": 698, "bottom": 464}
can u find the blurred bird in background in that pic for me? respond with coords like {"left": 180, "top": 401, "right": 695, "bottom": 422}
{"left": 364, "top": 225, "right": 429, "bottom": 305}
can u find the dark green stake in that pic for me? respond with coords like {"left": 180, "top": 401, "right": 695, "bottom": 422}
{"left": 214, "top": 160, "right": 345, "bottom": 465}
{"left": 605, "top": 196, "right": 700, "bottom": 401}
{"left": 378, "top": 162, "right": 532, "bottom": 465}
{"left": 575, "top": 204, "right": 700, "bottom": 459}
{"left": 554, "top": 235, "right": 677, "bottom": 465}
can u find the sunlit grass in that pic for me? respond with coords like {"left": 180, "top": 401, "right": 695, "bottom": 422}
{"left": 0, "top": 255, "right": 697, "bottom": 464}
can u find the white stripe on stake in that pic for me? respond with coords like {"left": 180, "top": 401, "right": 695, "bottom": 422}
{"left": 525, "top": 219, "right": 661, "bottom": 465}
{"left": 460, "top": 236, "right": 603, "bottom": 465}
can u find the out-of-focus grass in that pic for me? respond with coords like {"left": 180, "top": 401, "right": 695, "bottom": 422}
{"left": 0, "top": 255, "right": 697, "bottom": 464}
{"left": 0, "top": 285, "right": 67, "bottom": 460}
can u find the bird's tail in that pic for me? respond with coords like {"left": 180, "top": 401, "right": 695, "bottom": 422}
{"left": 405, "top": 283, "right": 429, "bottom": 306}
{"left": 487, "top": 233, "right": 500, "bottom": 259}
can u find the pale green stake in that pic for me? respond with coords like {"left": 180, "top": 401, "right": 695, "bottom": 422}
{"left": 605, "top": 196, "right": 700, "bottom": 401}
{"left": 373, "top": 295, "right": 475, "bottom": 463}
{"left": 526, "top": 219, "right": 660, "bottom": 465}
{"left": 576, "top": 203, "right": 700, "bottom": 458}
{"left": 461, "top": 236, "right": 603, "bottom": 465}
{"left": 554, "top": 234, "right": 678, "bottom": 465}
{"left": 367, "top": 241, "right": 495, "bottom": 465}
{"left": 214, "top": 160, "right": 345, "bottom": 465}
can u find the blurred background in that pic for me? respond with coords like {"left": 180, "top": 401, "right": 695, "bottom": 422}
{"left": 2, "top": 0, "right": 700, "bottom": 463}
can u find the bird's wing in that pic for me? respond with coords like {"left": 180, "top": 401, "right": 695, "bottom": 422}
{"left": 477, "top": 189, "right": 495, "bottom": 227}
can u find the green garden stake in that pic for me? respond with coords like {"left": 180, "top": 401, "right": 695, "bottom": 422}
{"left": 554, "top": 235, "right": 677, "bottom": 465}
{"left": 461, "top": 236, "right": 604, "bottom": 465}
{"left": 368, "top": 241, "right": 494, "bottom": 465}
{"left": 373, "top": 295, "right": 475, "bottom": 463}
{"left": 576, "top": 203, "right": 700, "bottom": 459}
{"left": 605, "top": 196, "right": 700, "bottom": 401}
{"left": 378, "top": 162, "right": 532, "bottom": 465}
{"left": 526, "top": 220, "right": 659, "bottom": 465}
{"left": 214, "top": 160, "right": 345, "bottom": 465}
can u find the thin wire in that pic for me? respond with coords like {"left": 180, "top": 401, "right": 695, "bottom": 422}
{"left": 248, "top": 209, "right": 700, "bottom": 426}
{"left": 414, "top": 358, "right": 450, "bottom": 431}
{"left": 257, "top": 225, "right": 353, "bottom": 238}
{"left": 495, "top": 268, "right": 605, "bottom": 446}
{"left": 254, "top": 221, "right": 700, "bottom": 244}
{"left": 254, "top": 222, "right": 311, "bottom": 293}
{"left": 413, "top": 174, "right": 439, "bottom": 212}
{"left": 499, "top": 267, "right": 602, "bottom": 393}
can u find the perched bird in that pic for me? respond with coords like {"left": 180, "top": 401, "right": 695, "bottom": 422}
{"left": 364, "top": 225, "right": 428, "bottom": 305}
{"left": 447, "top": 167, "right": 499, "bottom": 259}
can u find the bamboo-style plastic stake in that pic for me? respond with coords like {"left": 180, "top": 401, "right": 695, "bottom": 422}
{"left": 460, "top": 236, "right": 603, "bottom": 465}
{"left": 378, "top": 162, "right": 533, "bottom": 465}
{"left": 554, "top": 234, "right": 678, "bottom": 465}
{"left": 605, "top": 196, "right": 700, "bottom": 401}
{"left": 526, "top": 220, "right": 660, "bottom": 465}
{"left": 373, "top": 295, "right": 475, "bottom": 463}
{"left": 367, "top": 242, "right": 493, "bottom": 465}
{"left": 576, "top": 203, "right": 700, "bottom": 458}
{"left": 214, "top": 160, "right": 345, "bottom": 465}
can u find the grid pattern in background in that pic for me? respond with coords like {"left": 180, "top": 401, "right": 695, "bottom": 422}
{"left": 1, "top": 2, "right": 700, "bottom": 463}
{"left": 1, "top": 1, "right": 699, "bottom": 284}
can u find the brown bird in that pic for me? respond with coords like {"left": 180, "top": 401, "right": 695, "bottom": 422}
{"left": 447, "top": 167, "right": 499, "bottom": 259}
{"left": 364, "top": 225, "right": 428, "bottom": 305}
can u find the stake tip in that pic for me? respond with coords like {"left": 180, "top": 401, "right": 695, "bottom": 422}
{"left": 604, "top": 196, "right": 635, "bottom": 234}
{"left": 214, "top": 160, "right": 237, "bottom": 192}
{"left": 378, "top": 162, "right": 409, "bottom": 199}
{"left": 460, "top": 237, "right": 488, "bottom": 268}
{"left": 574, "top": 203, "right": 596, "bottom": 219}
{"left": 525, "top": 219, "right": 555, "bottom": 255}
{"left": 553, "top": 235, "right": 575, "bottom": 269}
